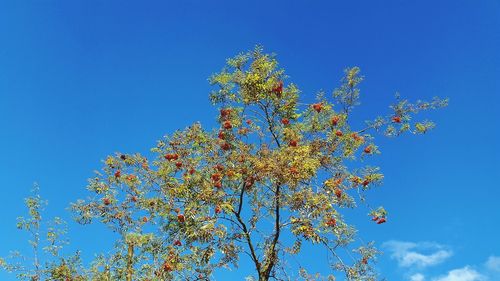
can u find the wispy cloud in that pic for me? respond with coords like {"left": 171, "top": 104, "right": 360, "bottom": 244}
{"left": 383, "top": 240, "right": 453, "bottom": 268}
{"left": 485, "top": 255, "right": 500, "bottom": 272}
{"left": 410, "top": 273, "right": 425, "bottom": 281}
{"left": 433, "top": 266, "right": 485, "bottom": 281}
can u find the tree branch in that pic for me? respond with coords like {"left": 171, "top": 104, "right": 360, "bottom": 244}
{"left": 261, "top": 182, "right": 282, "bottom": 280}
{"left": 231, "top": 182, "right": 261, "bottom": 274}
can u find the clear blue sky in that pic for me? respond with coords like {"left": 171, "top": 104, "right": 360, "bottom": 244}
{"left": 1, "top": 1, "right": 499, "bottom": 280}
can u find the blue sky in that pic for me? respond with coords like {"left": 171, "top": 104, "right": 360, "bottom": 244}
{"left": 1, "top": 1, "right": 499, "bottom": 280}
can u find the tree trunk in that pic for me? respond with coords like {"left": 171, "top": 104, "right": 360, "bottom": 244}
{"left": 126, "top": 243, "right": 134, "bottom": 281}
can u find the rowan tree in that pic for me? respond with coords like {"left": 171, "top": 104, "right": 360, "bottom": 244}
{"left": 2, "top": 47, "right": 447, "bottom": 281}
{"left": 0, "top": 184, "right": 85, "bottom": 281}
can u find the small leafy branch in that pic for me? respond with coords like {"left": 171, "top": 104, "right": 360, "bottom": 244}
{"left": 1, "top": 184, "right": 85, "bottom": 280}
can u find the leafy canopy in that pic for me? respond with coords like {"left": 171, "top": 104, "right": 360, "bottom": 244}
{"left": 2, "top": 47, "right": 446, "bottom": 281}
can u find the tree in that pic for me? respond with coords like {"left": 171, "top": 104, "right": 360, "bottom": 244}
{"left": 0, "top": 184, "right": 85, "bottom": 281}
{"left": 3, "top": 47, "right": 447, "bottom": 281}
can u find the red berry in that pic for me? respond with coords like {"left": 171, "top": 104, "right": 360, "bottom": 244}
{"left": 163, "top": 262, "right": 173, "bottom": 272}
{"left": 334, "top": 189, "right": 342, "bottom": 199}
{"left": 245, "top": 177, "right": 255, "bottom": 188}
{"left": 312, "top": 103, "right": 323, "bottom": 113}
{"left": 103, "top": 198, "right": 111, "bottom": 205}
{"left": 326, "top": 218, "right": 336, "bottom": 227}
{"left": 372, "top": 216, "right": 379, "bottom": 221}
{"left": 238, "top": 127, "right": 249, "bottom": 135}
{"left": 220, "top": 108, "right": 231, "bottom": 118}
{"left": 218, "top": 130, "right": 225, "bottom": 140}
{"left": 177, "top": 214, "right": 185, "bottom": 223}
{"left": 246, "top": 119, "right": 252, "bottom": 125}
{"left": 211, "top": 173, "right": 222, "bottom": 182}
{"left": 214, "top": 181, "right": 222, "bottom": 189}
{"left": 350, "top": 133, "right": 364, "bottom": 143}
{"left": 215, "top": 205, "right": 222, "bottom": 214}
{"left": 142, "top": 216, "right": 148, "bottom": 223}
{"left": 289, "top": 140, "right": 298, "bottom": 147}
{"left": 164, "top": 154, "right": 179, "bottom": 161}
{"left": 214, "top": 164, "right": 224, "bottom": 171}
{"left": 189, "top": 168, "right": 196, "bottom": 175}
{"left": 114, "top": 170, "right": 121, "bottom": 178}
{"left": 175, "top": 162, "right": 183, "bottom": 169}
{"left": 331, "top": 115, "right": 340, "bottom": 126}
{"left": 281, "top": 118, "right": 290, "bottom": 125}
{"left": 362, "top": 179, "right": 370, "bottom": 187}
{"left": 223, "top": 121, "right": 232, "bottom": 129}
{"left": 335, "top": 130, "right": 343, "bottom": 137}
{"left": 290, "top": 167, "right": 299, "bottom": 175}
{"left": 377, "top": 217, "right": 386, "bottom": 224}
{"left": 272, "top": 81, "right": 283, "bottom": 95}
{"left": 351, "top": 176, "right": 362, "bottom": 185}
{"left": 173, "top": 240, "right": 182, "bottom": 246}
{"left": 220, "top": 142, "right": 231, "bottom": 151}
{"left": 364, "top": 146, "right": 372, "bottom": 154}
{"left": 334, "top": 178, "right": 343, "bottom": 186}
{"left": 131, "top": 196, "right": 137, "bottom": 202}
{"left": 392, "top": 116, "right": 402, "bottom": 123}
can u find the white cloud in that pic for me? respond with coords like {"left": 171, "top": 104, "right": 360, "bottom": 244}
{"left": 410, "top": 273, "right": 425, "bottom": 281}
{"left": 485, "top": 255, "right": 500, "bottom": 272}
{"left": 433, "top": 266, "right": 485, "bottom": 281}
{"left": 383, "top": 240, "right": 453, "bottom": 268}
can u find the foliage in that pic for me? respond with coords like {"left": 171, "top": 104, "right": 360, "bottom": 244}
{"left": 2, "top": 47, "right": 446, "bottom": 281}
{"left": 0, "top": 184, "right": 85, "bottom": 281}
